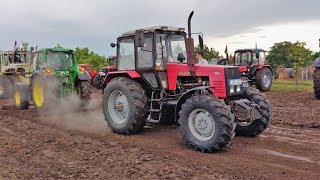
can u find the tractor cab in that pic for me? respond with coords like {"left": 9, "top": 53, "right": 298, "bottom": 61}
{"left": 234, "top": 49, "right": 266, "bottom": 67}
{"left": 0, "top": 50, "right": 32, "bottom": 75}
{"left": 32, "top": 48, "right": 77, "bottom": 75}
{"left": 113, "top": 26, "right": 187, "bottom": 69}
{"left": 233, "top": 48, "right": 272, "bottom": 91}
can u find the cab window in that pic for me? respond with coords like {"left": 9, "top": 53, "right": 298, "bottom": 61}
{"left": 118, "top": 38, "right": 135, "bottom": 70}
{"left": 137, "top": 36, "right": 153, "bottom": 69}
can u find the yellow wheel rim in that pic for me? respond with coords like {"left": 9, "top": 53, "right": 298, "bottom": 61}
{"left": 15, "top": 90, "right": 21, "bottom": 106}
{"left": 33, "top": 81, "right": 44, "bottom": 107}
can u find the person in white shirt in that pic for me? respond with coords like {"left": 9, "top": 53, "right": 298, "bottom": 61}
{"left": 195, "top": 52, "right": 208, "bottom": 65}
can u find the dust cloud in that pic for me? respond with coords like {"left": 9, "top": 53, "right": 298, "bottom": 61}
{"left": 39, "top": 89, "right": 110, "bottom": 135}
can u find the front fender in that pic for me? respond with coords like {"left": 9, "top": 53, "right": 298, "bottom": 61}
{"left": 77, "top": 72, "right": 91, "bottom": 81}
{"left": 314, "top": 57, "right": 320, "bottom": 68}
{"left": 174, "top": 86, "right": 213, "bottom": 121}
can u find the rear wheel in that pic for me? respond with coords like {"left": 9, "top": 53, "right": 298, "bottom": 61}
{"left": 32, "top": 76, "right": 50, "bottom": 109}
{"left": 256, "top": 68, "right": 272, "bottom": 92}
{"left": 179, "top": 95, "right": 235, "bottom": 153}
{"left": 235, "top": 88, "right": 272, "bottom": 137}
{"left": 14, "top": 84, "right": 29, "bottom": 110}
{"left": 0, "top": 76, "right": 16, "bottom": 99}
{"left": 103, "top": 77, "right": 149, "bottom": 134}
{"left": 313, "top": 68, "right": 320, "bottom": 99}
{"left": 76, "top": 81, "right": 91, "bottom": 105}
{"left": 92, "top": 75, "right": 104, "bottom": 89}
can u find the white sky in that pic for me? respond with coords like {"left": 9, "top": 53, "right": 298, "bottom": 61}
{"left": 0, "top": 0, "right": 319, "bottom": 56}
{"left": 210, "top": 21, "right": 320, "bottom": 56}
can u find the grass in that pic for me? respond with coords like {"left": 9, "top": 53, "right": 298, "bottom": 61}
{"left": 271, "top": 80, "right": 314, "bottom": 91}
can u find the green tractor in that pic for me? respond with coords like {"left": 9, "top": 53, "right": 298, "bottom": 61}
{"left": 0, "top": 49, "right": 33, "bottom": 99}
{"left": 13, "top": 47, "right": 91, "bottom": 109}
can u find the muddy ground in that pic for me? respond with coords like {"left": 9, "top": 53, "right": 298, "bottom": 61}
{"left": 0, "top": 91, "right": 319, "bottom": 179}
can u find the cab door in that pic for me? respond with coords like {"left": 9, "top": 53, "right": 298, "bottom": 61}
{"left": 135, "top": 34, "right": 160, "bottom": 89}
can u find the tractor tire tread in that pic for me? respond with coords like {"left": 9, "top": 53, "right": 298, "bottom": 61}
{"left": 236, "top": 88, "right": 272, "bottom": 137}
{"left": 178, "top": 95, "right": 235, "bottom": 153}
{"left": 313, "top": 68, "right": 320, "bottom": 99}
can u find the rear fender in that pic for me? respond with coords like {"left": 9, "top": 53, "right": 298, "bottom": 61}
{"left": 175, "top": 86, "right": 213, "bottom": 121}
{"left": 102, "top": 71, "right": 141, "bottom": 90}
{"left": 254, "top": 66, "right": 273, "bottom": 75}
{"left": 76, "top": 72, "right": 91, "bottom": 81}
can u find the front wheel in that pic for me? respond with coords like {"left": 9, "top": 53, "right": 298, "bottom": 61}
{"left": 256, "top": 68, "right": 273, "bottom": 92}
{"left": 235, "top": 88, "right": 272, "bottom": 137}
{"left": 179, "top": 95, "right": 235, "bottom": 153}
{"left": 103, "top": 77, "right": 149, "bottom": 135}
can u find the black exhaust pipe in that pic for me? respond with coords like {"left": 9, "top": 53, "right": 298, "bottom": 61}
{"left": 186, "top": 11, "right": 195, "bottom": 75}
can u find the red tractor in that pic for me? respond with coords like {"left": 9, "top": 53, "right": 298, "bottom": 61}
{"left": 79, "top": 64, "right": 98, "bottom": 81}
{"left": 233, "top": 49, "right": 273, "bottom": 91}
{"left": 92, "top": 57, "right": 117, "bottom": 89}
{"left": 102, "top": 12, "right": 271, "bottom": 153}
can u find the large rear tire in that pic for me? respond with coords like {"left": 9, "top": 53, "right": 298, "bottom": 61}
{"left": 313, "top": 68, "right": 320, "bottom": 99}
{"left": 179, "top": 95, "right": 235, "bottom": 153}
{"left": 0, "top": 76, "right": 17, "bottom": 99}
{"left": 256, "top": 68, "right": 272, "bottom": 92}
{"left": 92, "top": 75, "right": 104, "bottom": 89}
{"left": 235, "top": 88, "right": 272, "bottom": 137}
{"left": 103, "top": 77, "right": 149, "bottom": 134}
{"left": 14, "top": 84, "right": 30, "bottom": 110}
{"left": 76, "top": 81, "right": 92, "bottom": 105}
{"left": 31, "top": 75, "right": 58, "bottom": 109}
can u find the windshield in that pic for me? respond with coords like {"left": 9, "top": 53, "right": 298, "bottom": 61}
{"left": 156, "top": 34, "right": 186, "bottom": 63}
{"left": 45, "top": 51, "right": 73, "bottom": 70}
{"left": 234, "top": 51, "right": 251, "bottom": 65}
{"left": 14, "top": 53, "right": 27, "bottom": 63}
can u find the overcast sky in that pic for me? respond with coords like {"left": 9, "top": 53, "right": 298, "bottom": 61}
{"left": 1, "top": 0, "right": 320, "bottom": 56}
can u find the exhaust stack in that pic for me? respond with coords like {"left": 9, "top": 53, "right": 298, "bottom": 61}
{"left": 186, "top": 11, "right": 195, "bottom": 74}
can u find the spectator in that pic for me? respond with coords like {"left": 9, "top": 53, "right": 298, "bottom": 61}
{"left": 195, "top": 52, "right": 208, "bottom": 65}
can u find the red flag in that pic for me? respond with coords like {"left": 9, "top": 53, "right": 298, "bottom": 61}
{"left": 14, "top": 40, "right": 17, "bottom": 51}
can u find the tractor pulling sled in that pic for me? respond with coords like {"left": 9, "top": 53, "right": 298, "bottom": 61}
{"left": 13, "top": 47, "right": 91, "bottom": 110}
{"left": 102, "top": 12, "right": 272, "bottom": 153}
{"left": 0, "top": 48, "right": 33, "bottom": 99}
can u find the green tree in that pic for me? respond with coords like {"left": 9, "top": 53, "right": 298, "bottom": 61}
{"left": 266, "top": 41, "right": 313, "bottom": 68}
{"left": 75, "top": 47, "right": 107, "bottom": 70}
{"left": 195, "top": 44, "right": 220, "bottom": 61}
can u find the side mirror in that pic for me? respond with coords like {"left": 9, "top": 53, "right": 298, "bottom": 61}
{"left": 177, "top": 53, "right": 186, "bottom": 62}
{"left": 199, "top": 35, "right": 204, "bottom": 52}
{"left": 110, "top": 43, "right": 116, "bottom": 48}
{"left": 135, "top": 30, "right": 145, "bottom": 47}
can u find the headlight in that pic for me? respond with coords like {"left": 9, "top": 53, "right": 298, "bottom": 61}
{"left": 236, "top": 85, "right": 241, "bottom": 92}
{"left": 229, "top": 79, "right": 242, "bottom": 94}
{"left": 230, "top": 86, "right": 235, "bottom": 93}
{"left": 99, "top": 72, "right": 106, "bottom": 76}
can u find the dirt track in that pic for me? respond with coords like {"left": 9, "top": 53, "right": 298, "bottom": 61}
{"left": 0, "top": 91, "right": 320, "bottom": 179}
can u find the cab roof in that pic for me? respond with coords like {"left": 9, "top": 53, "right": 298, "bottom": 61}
{"left": 122, "top": 26, "right": 185, "bottom": 36}
{"left": 34, "top": 47, "right": 73, "bottom": 53}
{"left": 0, "top": 50, "right": 29, "bottom": 54}
{"left": 235, "top": 48, "right": 266, "bottom": 53}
